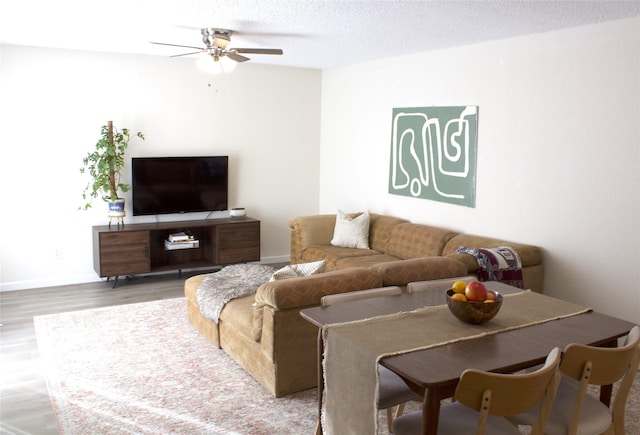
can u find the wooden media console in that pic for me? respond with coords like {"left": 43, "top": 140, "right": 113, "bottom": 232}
{"left": 92, "top": 217, "right": 260, "bottom": 287}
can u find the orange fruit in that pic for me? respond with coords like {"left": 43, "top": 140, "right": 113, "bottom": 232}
{"left": 451, "top": 280, "right": 467, "bottom": 294}
{"left": 451, "top": 293, "right": 467, "bottom": 301}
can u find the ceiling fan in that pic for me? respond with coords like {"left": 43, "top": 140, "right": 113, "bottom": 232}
{"left": 151, "top": 28, "right": 283, "bottom": 64}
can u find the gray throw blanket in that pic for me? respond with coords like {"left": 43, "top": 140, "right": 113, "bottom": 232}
{"left": 196, "top": 264, "right": 276, "bottom": 323}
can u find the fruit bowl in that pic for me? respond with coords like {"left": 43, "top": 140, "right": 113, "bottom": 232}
{"left": 446, "top": 289, "right": 503, "bottom": 324}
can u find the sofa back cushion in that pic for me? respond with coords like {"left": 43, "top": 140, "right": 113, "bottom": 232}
{"left": 289, "top": 214, "right": 338, "bottom": 261}
{"left": 254, "top": 267, "right": 383, "bottom": 311}
{"left": 252, "top": 268, "right": 383, "bottom": 342}
{"left": 369, "top": 257, "right": 467, "bottom": 286}
{"left": 289, "top": 213, "right": 409, "bottom": 262}
{"left": 368, "top": 213, "right": 410, "bottom": 252}
{"left": 385, "top": 223, "right": 458, "bottom": 259}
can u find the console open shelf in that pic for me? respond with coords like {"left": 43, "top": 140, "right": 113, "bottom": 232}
{"left": 92, "top": 217, "right": 260, "bottom": 286}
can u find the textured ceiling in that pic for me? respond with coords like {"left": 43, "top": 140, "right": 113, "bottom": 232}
{"left": 1, "top": 0, "right": 638, "bottom": 69}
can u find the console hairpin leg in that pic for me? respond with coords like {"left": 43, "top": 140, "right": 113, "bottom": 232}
{"left": 106, "top": 276, "right": 120, "bottom": 289}
{"left": 107, "top": 275, "right": 136, "bottom": 289}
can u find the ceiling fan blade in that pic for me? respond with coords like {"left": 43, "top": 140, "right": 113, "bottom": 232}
{"left": 170, "top": 51, "right": 204, "bottom": 58}
{"left": 226, "top": 52, "right": 251, "bottom": 62}
{"left": 233, "top": 48, "right": 283, "bottom": 55}
{"left": 150, "top": 41, "right": 204, "bottom": 51}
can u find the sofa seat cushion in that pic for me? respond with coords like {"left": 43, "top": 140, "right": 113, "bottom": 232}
{"left": 444, "top": 252, "right": 481, "bottom": 273}
{"left": 369, "top": 257, "right": 468, "bottom": 286}
{"left": 185, "top": 274, "right": 206, "bottom": 300}
{"left": 185, "top": 274, "right": 222, "bottom": 348}
{"left": 335, "top": 254, "right": 402, "bottom": 269}
{"left": 385, "top": 223, "right": 458, "bottom": 259}
{"left": 196, "top": 264, "right": 276, "bottom": 324}
{"left": 300, "top": 245, "right": 382, "bottom": 270}
{"left": 219, "top": 294, "right": 256, "bottom": 341}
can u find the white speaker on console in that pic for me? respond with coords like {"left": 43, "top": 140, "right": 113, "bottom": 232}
{"left": 230, "top": 207, "right": 246, "bottom": 218}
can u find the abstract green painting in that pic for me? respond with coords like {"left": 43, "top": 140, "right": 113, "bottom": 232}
{"left": 389, "top": 106, "right": 478, "bottom": 207}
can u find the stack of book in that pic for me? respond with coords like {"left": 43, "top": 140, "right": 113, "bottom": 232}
{"left": 164, "top": 232, "right": 200, "bottom": 250}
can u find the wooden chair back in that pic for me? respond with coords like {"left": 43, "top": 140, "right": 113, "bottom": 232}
{"left": 559, "top": 325, "right": 640, "bottom": 434}
{"left": 455, "top": 347, "right": 561, "bottom": 435}
{"left": 406, "top": 276, "right": 475, "bottom": 293}
{"left": 320, "top": 286, "right": 402, "bottom": 306}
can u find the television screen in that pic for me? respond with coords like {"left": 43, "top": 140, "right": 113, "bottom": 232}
{"left": 132, "top": 156, "right": 228, "bottom": 216}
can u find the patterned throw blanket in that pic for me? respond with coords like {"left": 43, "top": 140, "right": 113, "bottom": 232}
{"left": 456, "top": 245, "right": 523, "bottom": 288}
{"left": 196, "top": 264, "right": 276, "bottom": 323}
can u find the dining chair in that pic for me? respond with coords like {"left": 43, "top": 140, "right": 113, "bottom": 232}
{"left": 406, "top": 276, "right": 475, "bottom": 293}
{"left": 320, "top": 286, "right": 421, "bottom": 432}
{"left": 392, "top": 347, "right": 562, "bottom": 435}
{"left": 509, "top": 325, "right": 640, "bottom": 435}
{"left": 320, "top": 285, "right": 403, "bottom": 305}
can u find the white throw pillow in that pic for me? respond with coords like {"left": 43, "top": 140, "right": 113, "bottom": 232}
{"left": 269, "top": 260, "right": 327, "bottom": 281}
{"left": 330, "top": 210, "right": 370, "bottom": 249}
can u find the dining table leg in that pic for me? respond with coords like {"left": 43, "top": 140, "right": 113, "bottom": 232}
{"left": 421, "top": 387, "right": 441, "bottom": 435}
{"left": 315, "top": 327, "right": 324, "bottom": 435}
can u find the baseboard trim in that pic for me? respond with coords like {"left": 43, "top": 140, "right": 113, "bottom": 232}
{"left": 0, "top": 256, "right": 291, "bottom": 292}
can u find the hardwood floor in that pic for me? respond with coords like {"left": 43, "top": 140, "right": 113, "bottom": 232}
{"left": 0, "top": 271, "right": 203, "bottom": 434}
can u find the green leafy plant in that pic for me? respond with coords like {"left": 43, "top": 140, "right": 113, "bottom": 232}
{"left": 80, "top": 121, "right": 145, "bottom": 210}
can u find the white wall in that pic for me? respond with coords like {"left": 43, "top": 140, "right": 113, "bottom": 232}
{"left": 0, "top": 45, "right": 321, "bottom": 290}
{"left": 320, "top": 17, "right": 640, "bottom": 324}
{"left": 2, "top": 18, "right": 638, "bottom": 325}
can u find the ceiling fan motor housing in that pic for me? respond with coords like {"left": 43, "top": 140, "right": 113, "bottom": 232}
{"left": 201, "top": 28, "right": 232, "bottom": 49}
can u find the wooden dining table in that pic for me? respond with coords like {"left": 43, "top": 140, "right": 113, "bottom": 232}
{"left": 300, "top": 283, "right": 637, "bottom": 435}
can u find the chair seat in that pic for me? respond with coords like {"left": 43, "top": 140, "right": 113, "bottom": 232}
{"left": 393, "top": 348, "right": 562, "bottom": 435}
{"left": 377, "top": 366, "right": 420, "bottom": 409}
{"left": 510, "top": 377, "right": 613, "bottom": 435}
{"left": 510, "top": 326, "right": 640, "bottom": 435}
{"left": 393, "top": 402, "right": 522, "bottom": 435}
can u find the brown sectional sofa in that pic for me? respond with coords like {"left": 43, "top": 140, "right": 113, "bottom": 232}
{"left": 290, "top": 213, "right": 544, "bottom": 292}
{"left": 184, "top": 212, "right": 543, "bottom": 397}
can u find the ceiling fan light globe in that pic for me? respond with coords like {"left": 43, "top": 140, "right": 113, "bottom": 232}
{"left": 196, "top": 54, "right": 237, "bottom": 74}
{"left": 197, "top": 55, "right": 222, "bottom": 74}
{"left": 220, "top": 56, "right": 237, "bottom": 73}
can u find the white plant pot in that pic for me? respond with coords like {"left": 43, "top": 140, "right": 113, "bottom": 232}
{"left": 230, "top": 207, "right": 246, "bottom": 218}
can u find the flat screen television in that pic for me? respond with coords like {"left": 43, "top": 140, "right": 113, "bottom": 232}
{"left": 131, "top": 156, "right": 228, "bottom": 216}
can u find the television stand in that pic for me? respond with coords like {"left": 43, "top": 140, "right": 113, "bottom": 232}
{"left": 92, "top": 217, "right": 260, "bottom": 287}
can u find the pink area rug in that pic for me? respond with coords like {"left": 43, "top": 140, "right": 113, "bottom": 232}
{"left": 34, "top": 298, "right": 317, "bottom": 434}
{"left": 33, "top": 298, "right": 640, "bottom": 434}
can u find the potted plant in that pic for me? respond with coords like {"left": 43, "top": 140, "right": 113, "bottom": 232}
{"left": 80, "top": 121, "right": 145, "bottom": 221}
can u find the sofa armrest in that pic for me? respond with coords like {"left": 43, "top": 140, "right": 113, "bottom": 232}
{"left": 254, "top": 268, "right": 383, "bottom": 310}
{"left": 289, "top": 214, "right": 338, "bottom": 263}
{"left": 442, "top": 234, "right": 543, "bottom": 267}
